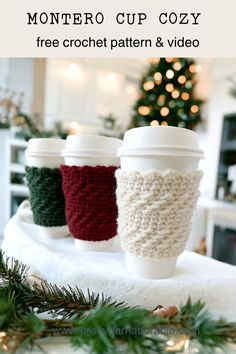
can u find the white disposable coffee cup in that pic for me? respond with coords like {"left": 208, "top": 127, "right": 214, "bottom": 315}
{"left": 117, "top": 126, "right": 204, "bottom": 279}
{"left": 62, "top": 135, "right": 122, "bottom": 251}
{"left": 26, "top": 138, "right": 65, "bottom": 168}
{"left": 25, "top": 138, "right": 69, "bottom": 238}
{"left": 118, "top": 126, "right": 204, "bottom": 172}
{"left": 62, "top": 135, "right": 122, "bottom": 167}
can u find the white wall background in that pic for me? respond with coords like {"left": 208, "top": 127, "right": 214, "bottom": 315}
{"left": 43, "top": 58, "right": 148, "bottom": 132}
{"left": 194, "top": 59, "right": 236, "bottom": 199}
{"left": 0, "top": 59, "right": 34, "bottom": 113}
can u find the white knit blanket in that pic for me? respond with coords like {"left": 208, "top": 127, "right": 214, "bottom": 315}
{"left": 2, "top": 201, "right": 236, "bottom": 321}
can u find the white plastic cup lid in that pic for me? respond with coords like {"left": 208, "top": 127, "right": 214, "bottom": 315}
{"left": 62, "top": 135, "right": 122, "bottom": 157}
{"left": 26, "top": 138, "right": 66, "bottom": 157}
{"left": 118, "top": 126, "right": 204, "bottom": 158}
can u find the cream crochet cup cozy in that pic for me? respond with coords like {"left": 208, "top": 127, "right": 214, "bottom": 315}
{"left": 115, "top": 169, "right": 203, "bottom": 259}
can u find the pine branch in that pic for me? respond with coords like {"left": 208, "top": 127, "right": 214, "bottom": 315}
{"left": 0, "top": 251, "right": 29, "bottom": 286}
{"left": 71, "top": 306, "right": 167, "bottom": 354}
{"left": 3, "top": 303, "right": 236, "bottom": 354}
{"left": 0, "top": 251, "right": 126, "bottom": 320}
{"left": 169, "top": 298, "right": 236, "bottom": 348}
{"left": 2, "top": 304, "right": 167, "bottom": 354}
{"left": 24, "top": 282, "right": 126, "bottom": 319}
{"left": 1, "top": 251, "right": 236, "bottom": 354}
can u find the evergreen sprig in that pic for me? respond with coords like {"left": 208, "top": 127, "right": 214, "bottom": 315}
{"left": 0, "top": 251, "right": 29, "bottom": 285}
{"left": 0, "top": 251, "right": 122, "bottom": 320}
{"left": 23, "top": 282, "right": 124, "bottom": 319}
{"left": 0, "top": 250, "right": 236, "bottom": 354}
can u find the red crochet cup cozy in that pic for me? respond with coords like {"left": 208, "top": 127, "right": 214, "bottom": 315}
{"left": 60, "top": 165, "right": 118, "bottom": 242}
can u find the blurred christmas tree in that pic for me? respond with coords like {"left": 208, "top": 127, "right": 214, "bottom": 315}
{"left": 131, "top": 58, "right": 203, "bottom": 130}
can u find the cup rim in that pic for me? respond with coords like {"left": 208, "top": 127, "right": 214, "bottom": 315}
{"left": 62, "top": 148, "right": 119, "bottom": 158}
{"left": 117, "top": 146, "right": 204, "bottom": 159}
{"left": 126, "top": 125, "right": 196, "bottom": 133}
{"left": 28, "top": 138, "right": 65, "bottom": 143}
{"left": 25, "top": 149, "right": 63, "bottom": 157}
{"left": 65, "top": 135, "right": 122, "bottom": 152}
{"left": 67, "top": 134, "right": 122, "bottom": 141}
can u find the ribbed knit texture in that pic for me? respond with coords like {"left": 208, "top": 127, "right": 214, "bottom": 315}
{"left": 25, "top": 166, "right": 67, "bottom": 227}
{"left": 60, "top": 165, "right": 118, "bottom": 241}
{"left": 115, "top": 169, "right": 203, "bottom": 259}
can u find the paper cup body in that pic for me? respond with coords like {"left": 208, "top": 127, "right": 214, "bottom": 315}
{"left": 25, "top": 138, "right": 68, "bottom": 238}
{"left": 125, "top": 253, "right": 178, "bottom": 279}
{"left": 62, "top": 135, "right": 122, "bottom": 251}
{"left": 120, "top": 155, "right": 200, "bottom": 171}
{"left": 26, "top": 155, "right": 64, "bottom": 168}
{"left": 64, "top": 156, "right": 120, "bottom": 167}
{"left": 118, "top": 126, "right": 204, "bottom": 172}
{"left": 74, "top": 237, "right": 117, "bottom": 252}
{"left": 117, "top": 126, "right": 203, "bottom": 279}
{"left": 39, "top": 225, "right": 69, "bottom": 239}
{"left": 62, "top": 135, "right": 122, "bottom": 167}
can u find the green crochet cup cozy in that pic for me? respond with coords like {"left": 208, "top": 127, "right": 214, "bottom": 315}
{"left": 25, "top": 166, "right": 67, "bottom": 227}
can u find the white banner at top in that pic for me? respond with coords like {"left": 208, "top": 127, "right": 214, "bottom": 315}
{"left": 0, "top": 0, "right": 235, "bottom": 57}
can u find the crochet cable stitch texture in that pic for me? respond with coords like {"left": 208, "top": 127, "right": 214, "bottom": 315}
{"left": 60, "top": 165, "right": 118, "bottom": 241}
{"left": 25, "top": 166, "right": 67, "bottom": 227}
{"left": 115, "top": 169, "right": 203, "bottom": 259}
